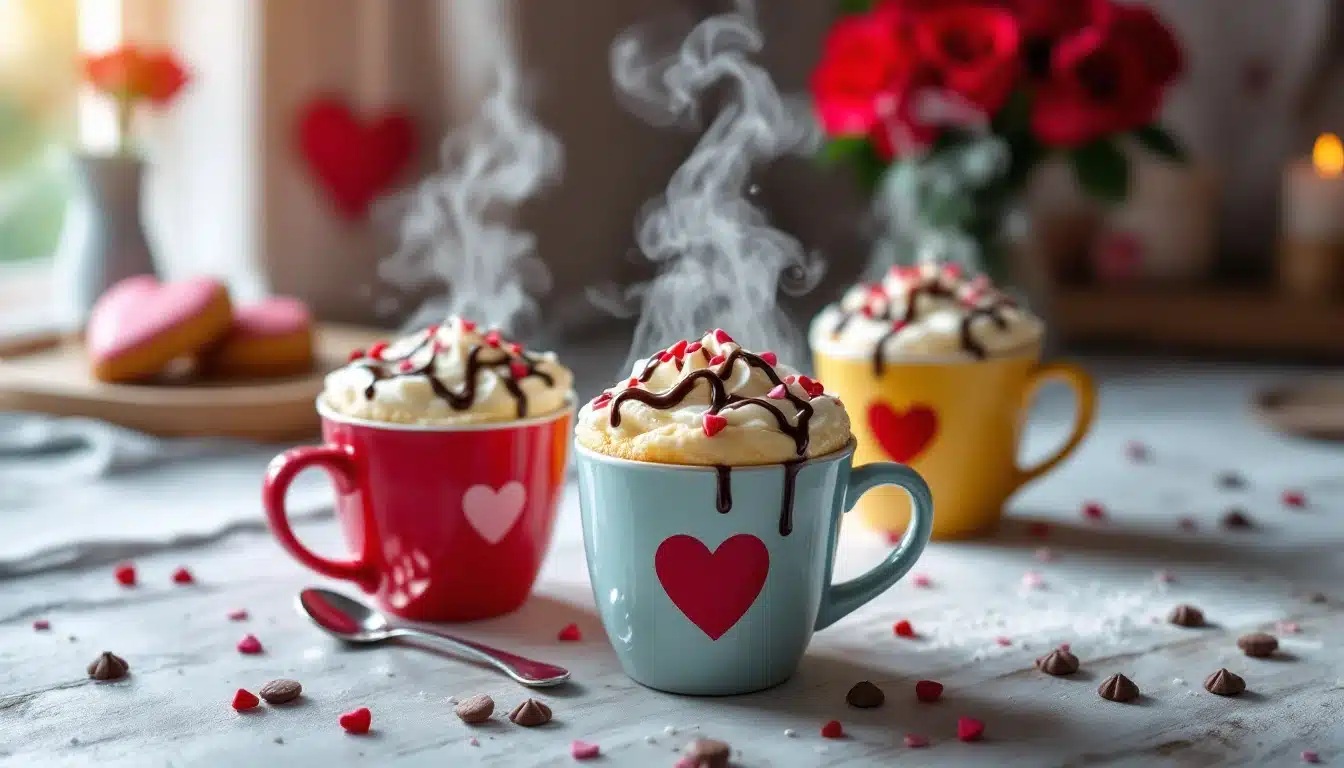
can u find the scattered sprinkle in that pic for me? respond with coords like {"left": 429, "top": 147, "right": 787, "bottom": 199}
{"left": 995, "top": 636, "right": 1012, "bottom": 647}
{"left": 1222, "top": 508, "right": 1253, "bottom": 529}
{"left": 469, "top": 738, "right": 480, "bottom": 747}
{"left": 171, "top": 567, "right": 194, "bottom": 584}
{"left": 338, "top": 707, "right": 372, "bottom": 734}
{"left": 956, "top": 717, "right": 985, "bottom": 742}
{"left": 904, "top": 734, "right": 930, "bottom": 748}
{"left": 1302, "top": 750, "right": 1321, "bottom": 764}
{"left": 1155, "top": 569, "right": 1175, "bottom": 584}
{"left": 1172, "top": 678, "right": 1185, "bottom": 685}
{"left": 1282, "top": 490, "right": 1307, "bottom": 508}
{"left": 820, "top": 720, "right": 844, "bottom": 739}
{"left": 759, "top": 351, "right": 778, "bottom": 366}
{"left": 1217, "top": 471, "right": 1247, "bottom": 490}
{"left": 664, "top": 726, "right": 679, "bottom": 736}
{"left": 232, "top": 689, "right": 260, "bottom": 712}
{"left": 1021, "top": 570, "right": 1044, "bottom": 589}
{"left": 1082, "top": 502, "right": 1106, "bottom": 521}
{"left": 114, "top": 563, "right": 136, "bottom": 587}
{"left": 32, "top": 619, "right": 50, "bottom": 631}
{"left": 367, "top": 341, "right": 389, "bottom": 359}
{"left": 915, "top": 680, "right": 943, "bottom": 702}
{"left": 1275, "top": 621, "right": 1301, "bottom": 634}
{"left": 1059, "top": 643, "right": 1071, "bottom": 651}
{"left": 236, "top": 634, "right": 264, "bottom": 654}
{"left": 893, "top": 619, "right": 916, "bottom": 638}
{"left": 912, "top": 573, "right": 932, "bottom": 588}
{"left": 227, "top": 609, "right": 249, "bottom": 621}
{"left": 702, "top": 413, "right": 728, "bottom": 438}
{"left": 557, "top": 623, "right": 582, "bottom": 642}
{"left": 570, "top": 740, "right": 601, "bottom": 760}
{"left": 783, "top": 729, "right": 796, "bottom": 738}
{"left": 1125, "top": 441, "right": 1150, "bottom": 462}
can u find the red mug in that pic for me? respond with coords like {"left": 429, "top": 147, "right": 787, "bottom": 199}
{"left": 263, "top": 398, "right": 574, "bottom": 621}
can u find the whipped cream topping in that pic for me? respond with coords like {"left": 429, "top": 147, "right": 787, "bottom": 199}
{"left": 575, "top": 330, "right": 851, "bottom": 466}
{"left": 809, "top": 263, "right": 1043, "bottom": 371}
{"left": 323, "top": 316, "right": 574, "bottom": 425}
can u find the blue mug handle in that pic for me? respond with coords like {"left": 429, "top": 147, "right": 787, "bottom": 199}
{"left": 814, "top": 463, "right": 934, "bottom": 631}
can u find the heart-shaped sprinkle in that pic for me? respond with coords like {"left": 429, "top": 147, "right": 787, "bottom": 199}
{"left": 783, "top": 375, "right": 796, "bottom": 385}
{"left": 570, "top": 740, "right": 601, "bottom": 760}
{"left": 703, "top": 413, "right": 728, "bottom": 438}
{"left": 339, "top": 707, "right": 372, "bottom": 734}
{"left": 767, "top": 384, "right": 788, "bottom": 399}
{"left": 915, "top": 680, "right": 943, "bottom": 702}
{"left": 460, "top": 319, "right": 477, "bottom": 332}
{"left": 557, "top": 623, "right": 582, "bottom": 642}
{"left": 1303, "top": 750, "right": 1321, "bottom": 764}
{"left": 713, "top": 329, "right": 734, "bottom": 344}
{"left": 236, "top": 634, "right": 263, "bottom": 654}
{"left": 347, "top": 349, "right": 365, "bottom": 362}
{"left": 995, "top": 636, "right": 1012, "bottom": 647}
{"left": 904, "top": 734, "right": 930, "bottom": 748}
{"left": 367, "top": 342, "right": 389, "bottom": 360}
{"left": 232, "top": 689, "right": 260, "bottom": 711}
{"left": 912, "top": 573, "right": 932, "bottom": 588}
{"left": 685, "top": 341, "right": 702, "bottom": 354}
{"left": 171, "top": 567, "right": 194, "bottom": 585}
{"left": 484, "top": 330, "right": 501, "bottom": 347}
{"left": 820, "top": 720, "right": 844, "bottom": 739}
{"left": 893, "top": 619, "right": 915, "bottom": 638}
{"left": 114, "top": 563, "right": 136, "bottom": 587}
{"left": 759, "top": 351, "right": 777, "bottom": 366}
{"left": 590, "top": 397, "right": 610, "bottom": 411}
{"left": 708, "top": 354, "right": 726, "bottom": 366}
{"left": 398, "top": 360, "right": 414, "bottom": 373}
{"left": 659, "top": 351, "right": 676, "bottom": 363}
{"left": 510, "top": 361, "right": 529, "bottom": 379}
{"left": 33, "top": 619, "right": 50, "bottom": 631}
{"left": 227, "top": 608, "right": 249, "bottom": 621}
{"left": 860, "top": 305, "right": 875, "bottom": 318}
{"left": 1282, "top": 489, "right": 1307, "bottom": 508}
{"left": 507, "top": 342, "right": 522, "bottom": 355}
{"left": 1082, "top": 502, "right": 1106, "bottom": 520}
{"left": 956, "top": 717, "right": 984, "bottom": 742}
{"left": 670, "top": 339, "right": 689, "bottom": 357}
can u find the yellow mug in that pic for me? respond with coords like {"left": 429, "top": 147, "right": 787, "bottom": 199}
{"left": 813, "top": 346, "right": 1095, "bottom": 539}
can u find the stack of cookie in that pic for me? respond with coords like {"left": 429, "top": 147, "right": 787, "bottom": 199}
{"left": 86, "top": 275, "right": 315, "bottom": 384}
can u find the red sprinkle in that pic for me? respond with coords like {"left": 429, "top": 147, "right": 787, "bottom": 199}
{"left": 1021, "top": 571, "right": 1044, "bottom": 589}
{"left": 232, "top": 688, "right": 260, "bottom": 711}
{"left": 703, "top": 413, "right": 728, "bottom": 438}
{"left": 957, "top": 717, "right": 985, "bottom": 742}
{"left": 1125, "top": 440, "right": 1150, "bottom": 462}
{"left": 626, "top": 377, "right": 639, "bottom": 388}
{"left": 783, "top": 375, "right": 797, "bottom": 385}
{"left": 912, "top": 573, "right": 932, "bottom": 588}
{"left": 397, "top": 360, "right": 414, "bottom": 373}
{"left": 484, "top": 330, "right": 502, "bottom": 347}
{"left": 510, "top": 361, "right": 529, "bottom": 379}
{"left": 460, "top": 319, "right": 477, "bottom": 332}
{"left": 766, "top": 384, "right": 788, "bottom": 399}
{"left": 759, "top": 351, "right": 777, "bottom": 366}
{"left": 1082, "top": 501, "right": 1106, "bottom": 521}
{"left": 171, "top": 567, "right": 194, "bottom": 585}
{"left": 346, "top": 349, "right": 365, "bottom": 362}
{"left": 885, "top": 531, "right": 903, "bottom": 545}
{"left": 713, "top": 329, "right": 734, "bottom": 344}
{"left": 1058, "top": 643, "right": 1071, "bottom": 652}
{"left": 339, "top": 707, "right": 372, "bottom": 734}
{"left": 685, "top": 341, "right": 702, "bottom": 354}
{"left": 33, "top": 619, "right": 50, "bottom": 631}
{"left": 1028, "top": 521, "right": 1050, "bottom": 538}
{"left": 557, "top": 623, "right": 582, "bottom": 642}
{"left": 114, "top": 563, "right": 136, "bottom": 587}
{"left": 915, "top": 680, "right": 943, "bottom": 702}
{"left": 893, "top": 619, "right": 916, "bottom": 638}
{"left": 670, "top": 339, "right": 689, "bottom": 357}
{"left": 860, "top": 305, "right": 875, "bottom": 319}
{"left": 904, "top": 734, "right": 930, "bottom": 748}
{"left": 1302, "top": 750, "right": 1321, "bottom": 764}
{"left": 236, "top": 634, "right": 263, "bottom": 655}
{"left": 708, "top": 354, "right": 727, "bottom": 366}
{"left": 227, "top": 609, "right": 249, "bottom": 621}
{"left": 891, "top": 320, "right": 907, "bottom": 332}
{"left": 1283, "top": 490, "right": 1307, "bottom": 508}
{"left": 994, "top": 636, "right": 1012, "bottom": 647}
{"left": 507, "top": 342, "right": 522, "bottom": 355}
{"left": 820, "top": 720, "right": 844, "bottom": 739}
{"left": 367, "top": 341, "right": 389, "bottom": 360}
{"left": 659, "top": 351, "right": 676, "bottom": 363}
{"left": 570, "top": 740, "right": 601, "bottom": 760}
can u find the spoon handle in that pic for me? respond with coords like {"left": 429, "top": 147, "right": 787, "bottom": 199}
{"left": 391, "top": 627, "right": 570, "bottom": 687}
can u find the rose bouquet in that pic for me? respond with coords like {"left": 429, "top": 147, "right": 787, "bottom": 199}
{"left": 812, "top": 0, "right": 1185, "bottom": 279}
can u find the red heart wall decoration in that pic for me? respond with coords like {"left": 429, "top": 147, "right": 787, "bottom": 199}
{"left": 296, "top": 97, "right": 417, "bottom": 220}
{"left": 654, "top": 534, "right": 769, "bottom": 641}
{"left": 867, "top": 403, "right": 938, "bottom": 463}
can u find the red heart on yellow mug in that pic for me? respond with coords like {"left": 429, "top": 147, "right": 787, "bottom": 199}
{"left": 867, "top": 403, "right": 938, "bottom": 464}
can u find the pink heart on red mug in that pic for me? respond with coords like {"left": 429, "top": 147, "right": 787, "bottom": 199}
{"left": 867, "top": 403, "right": 938, "bottom": 463}
{"left": 296, "top": 97, "right": 416, "bottom": 220}
{"left": 654, "top": 534, "right": 769, "bottom": 641}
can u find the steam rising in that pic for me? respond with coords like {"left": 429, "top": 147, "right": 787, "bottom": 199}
{"left": 592, "top": 0, "right": 825, "bottom": 370}
{"left": 379, "top": 41, "right": 563, "bottom": 336}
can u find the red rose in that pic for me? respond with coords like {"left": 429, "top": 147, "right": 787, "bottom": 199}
{"left": 867, "top": 63, "right": 945, "bottom": 160}
{"left": 1031, "top": 25, "right": 1162, "bottom": 147}
{"left": 1110, "top": 4, "right": 1182, "bottom": 87}
{"left": 811, "top": 11, "right": 910, "bottom": 136}
{"left": 1000, "top": 0, "right": 1112, "bottom": 41}
{"left": 913, "top": 5, "right": 1021, "bottom": 115}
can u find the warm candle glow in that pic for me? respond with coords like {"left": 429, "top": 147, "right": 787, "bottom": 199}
{"left": 1313, "top": 133, "right": 1344, "bottom": 178}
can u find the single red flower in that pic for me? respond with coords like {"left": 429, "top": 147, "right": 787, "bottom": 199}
{"left": 1030, "top": 25, "right": 1162, "bottom": 147}
{"left": 913, "top": 4, "right": 1022, "bottom": 115}
{"left": 811, "top": 10, "right": 911, "bottom": 137}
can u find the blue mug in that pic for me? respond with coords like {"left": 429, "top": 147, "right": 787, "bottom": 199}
{"left": 575, "top": 439, "right": 934, "bottom": 695}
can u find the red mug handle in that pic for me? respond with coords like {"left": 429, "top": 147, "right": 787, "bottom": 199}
{"left": 263, "top": 445, "right": 380, "bottom": 592}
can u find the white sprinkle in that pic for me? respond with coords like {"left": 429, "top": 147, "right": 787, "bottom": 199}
{"left": 664, "top": 726, "right": 678, "bottom": 736}
{"left": 1172, "top": 678, "right": 1185, "bottom": 686}
{"left": 784, "top": 729, "right": 797, "bottom": 738}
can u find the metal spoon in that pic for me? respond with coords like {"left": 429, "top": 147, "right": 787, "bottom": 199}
{"left": 296, "top": 587, "right": 571, "bottom": 688}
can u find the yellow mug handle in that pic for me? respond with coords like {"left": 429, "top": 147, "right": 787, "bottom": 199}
{"left": 1012, "top": 361, "right": 1096, "bottom": 490}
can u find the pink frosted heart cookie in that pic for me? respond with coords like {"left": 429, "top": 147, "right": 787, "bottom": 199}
{"left": 87, "top": 275, "right": 234, "bottom": 383}
{"left": 201, "top": 297, "right": 314, "bottom": 379}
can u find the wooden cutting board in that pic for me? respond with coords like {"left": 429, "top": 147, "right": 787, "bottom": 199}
{"left": 0, "top": 325, "right": 385, "bottom": 441}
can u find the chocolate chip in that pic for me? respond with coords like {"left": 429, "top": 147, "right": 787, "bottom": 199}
{"left": 1168, "top": 604, "right": 1205, "bottom": 628}
{"left": 1098, "top": 673, "right": 1140, "bottom": 702}
{"left": 1204, "top": 668, "right": 1245, "bottom": 696}
{"left": 86, "top": 651, "right": 129, "bottom": 681}
{"left": 1217, "top": 471, "right": 1247, "bottom": 490}
{"left": 682, "top": 738, "right": 732, "bottom": 768}
{"left": 845, "top": 681, "right": 884, "bottom": 708}
{"left": 1236, "top": 632, "right": 1279, "bottom": 658}
{"left": 259, "top": 679, "right": 302, "bottom": 704}
{"left": 1036, "top": 648, "right": 1080, "bottom": 676}
{"left": 454, "top": 694, "right": 494, "bottom": 724}
{"left": 1222, "top": 508, "right": 1253, "bottom": 529}
{"left": 507, "top": 698, "right": 552, "bottom": 727}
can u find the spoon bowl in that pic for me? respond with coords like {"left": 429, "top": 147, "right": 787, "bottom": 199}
{"left": 296, "top": 587, "right": 571, "bottom": 687}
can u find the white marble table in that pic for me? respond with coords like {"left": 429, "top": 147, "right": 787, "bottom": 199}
{"left": 3, "top": 357, "right": 1343, "bottom": 767}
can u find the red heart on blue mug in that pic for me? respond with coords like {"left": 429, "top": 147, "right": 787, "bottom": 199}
{"left": 297, "top": 97, "right": 416, "bottom": 220}
{"left": 867, "top": 403, "right": 938, "bottom": 463}
{"left": 655, "top": 534, "right": 769, "bottom": 641}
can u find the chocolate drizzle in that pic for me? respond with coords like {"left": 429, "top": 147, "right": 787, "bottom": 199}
{"left": 354, "top": 330, "right": 553, "bottom": 419}
{"left": 610, "top": 345, "right": 817, "bottom": 536}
